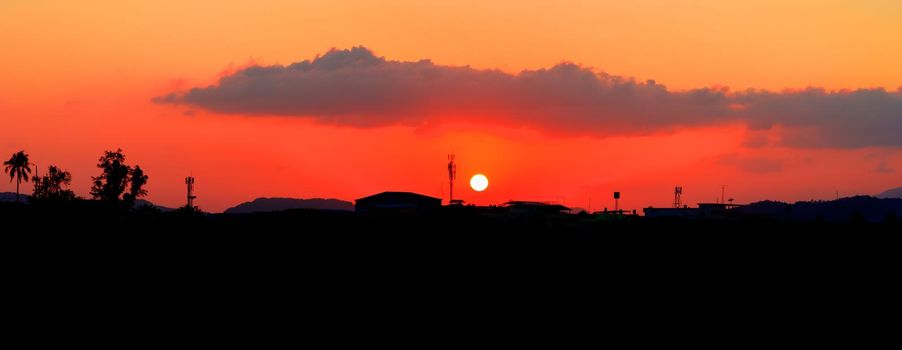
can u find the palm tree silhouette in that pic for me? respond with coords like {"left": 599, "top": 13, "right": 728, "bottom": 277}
{"left": 3, "top": 151, "right": 32, "bottom": 203}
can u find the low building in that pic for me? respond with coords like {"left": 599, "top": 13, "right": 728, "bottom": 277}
{"left": 643, "top": 207, "right": 700, "bottom": 219}
{"left": 643, "top": 203, "right": 743, "bottom": 219}
{"left": 697, "top": 203, "right": 743, "bottom": 219}
{"left": 504, "top": 201, "right": 570, "bottom": 216}
{"left": 355, "top": 191, "right": 442, "bottom": 214}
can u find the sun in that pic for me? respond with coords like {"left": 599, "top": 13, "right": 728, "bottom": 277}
{"left": 470, "top": 174, "right": 489, "bottom": 192}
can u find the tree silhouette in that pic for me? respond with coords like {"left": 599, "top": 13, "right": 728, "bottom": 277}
{"left": 123, "top": 165, "right": 148, "bottom": 208}
{"left": 90, "top": 149, "right": 148, "bottom": 208}
{"left": 32, "top": 165, "right": 76, "bottom": 202}
{"left": 3, "top": 151, "right": 32, "bottom": 202}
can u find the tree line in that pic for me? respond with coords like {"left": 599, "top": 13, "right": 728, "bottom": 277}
{"left": 4, "top": 149, "right": 149, "bottom": 209}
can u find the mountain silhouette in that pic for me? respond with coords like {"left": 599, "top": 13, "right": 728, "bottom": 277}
{"left": 876, "top": 187, "right": 902, "bottom": 199}
{"left": 2, "top": 192, "right": 174, "bottom": 211}
{"left": 0, "top": 192, "right": 23, "bottom": 202}
{"left": 224, "top": 197, "right": 354, "bottom": 214}
{"left": 740, "top": 196, "right": 902, "bottom": 223}
{"left": 135, "top": 199, "right": 174, "bottom": 212}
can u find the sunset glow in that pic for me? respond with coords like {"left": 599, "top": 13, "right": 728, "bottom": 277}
{"left": 1, "top": 1, "right": 900, "bottom": 212}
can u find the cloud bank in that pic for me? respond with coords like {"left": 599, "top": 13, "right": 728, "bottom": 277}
{"left": 155, "top": 47, "right": 902, "bottom": 148}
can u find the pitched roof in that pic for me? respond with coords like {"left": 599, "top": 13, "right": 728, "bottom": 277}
{"left": 356, "top": 191, "right": 441, "bottom": 202}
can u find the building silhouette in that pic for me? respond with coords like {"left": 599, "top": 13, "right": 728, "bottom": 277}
{"left": 355, "top": 191, "right": 442, "bottom": 214}
{"left": 644, "top": 202, "right": 743, "bottom": 219}
{"left": 504, "top": 201, "right": 570, "bottom": 216}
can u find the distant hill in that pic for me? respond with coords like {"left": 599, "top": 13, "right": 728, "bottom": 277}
{"left": 740, "top": 196, "right": 902, "bottom": 223}
{"left": 876, "top": 187, "right": 902, "bottom": 199}
{"left": 135, "top": 199, "right": 175, "bottom": 212}
{"left": 3, "top": 193, "right": 174, "bottom": 211}
{"left": 0, "top": 192, "right": 26, "bottom": 202}
{"left": 224, "top": 197, "right": 354, "bottom": 214}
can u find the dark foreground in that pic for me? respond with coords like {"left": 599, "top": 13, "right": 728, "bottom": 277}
{"left": 3, "top": 202, "right": 897, "bottom": 339}
{"left": 4, "top": 202, "right": 898, "bottom": 267}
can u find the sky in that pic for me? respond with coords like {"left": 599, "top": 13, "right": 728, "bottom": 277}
{"left": 1, "top": 0, "right": 900, "bottom": 212}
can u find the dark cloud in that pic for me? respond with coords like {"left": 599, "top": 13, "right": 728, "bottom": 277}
{"left": 740, "top": 131, "right": 771, "bottom": 148}
{"left": 155, "top": 47, "right": 902, "bottom": 148}
{"left": 734, "top": 88, "right": 902, "bottom": 148}
{"left": 874, "top": 160, "right": 895, "bottom": 173}
{"left": 717, "top": 154, "right": 784, "bottom": 173}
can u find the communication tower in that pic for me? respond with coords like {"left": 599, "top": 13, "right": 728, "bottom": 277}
{"left": 186, "top": 176, "right": 196, "bottom": 208}
{"left": 447, "top": 154, "right": 456, "bottom": 204}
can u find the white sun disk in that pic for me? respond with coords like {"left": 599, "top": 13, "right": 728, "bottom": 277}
{"left": 470, "top": 174, "right": 488, "bottom": 192}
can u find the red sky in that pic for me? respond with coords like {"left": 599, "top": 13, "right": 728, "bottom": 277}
{"left": 1, "top": 1, "right": 900, "bottom": 212}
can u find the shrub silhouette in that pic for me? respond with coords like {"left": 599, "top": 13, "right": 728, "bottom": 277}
{"left": 31, "top": 165, "right": 76, "bottom": 202}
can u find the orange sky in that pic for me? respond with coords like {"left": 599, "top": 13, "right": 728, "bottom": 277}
{"left": 1, "top": 1, "right": 900, "bottom": 212}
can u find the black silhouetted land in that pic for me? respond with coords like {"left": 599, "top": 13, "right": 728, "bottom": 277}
{"left": 0, "top": 197, "right": 902, "bottom": 257}
{"left": 2, "top": 147, "right": 899, "bottom": 286}
{"left": 4, "top": 189, "right": 898, "bottom": 326}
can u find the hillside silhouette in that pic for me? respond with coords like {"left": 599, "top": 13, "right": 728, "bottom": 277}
{"left": 876, "top": 187, "right": 902, "bottom": 199}
{"left": 738, "top": 196, "right": 902, "bottom": 222}
{"left": 135, "top": 199, "right": 173, "bottom": 212}
{"left": 2, "top": 192, "right": 174, "bottom": 214}
{"left": 224, "top": 197, "right": 354, "bottom": 214}
{"left": 740, "top": 196, "right": 901, "bottom": 223}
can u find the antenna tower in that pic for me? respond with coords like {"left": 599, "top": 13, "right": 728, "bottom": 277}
{"left": 186, "top": 176, "right": 196, "bottom": 208}
{"left": 447, "top": 153, "right": 456, "bottom": 204}
{"left": 674, "top": 186, "right": 683, "bottom": 208}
